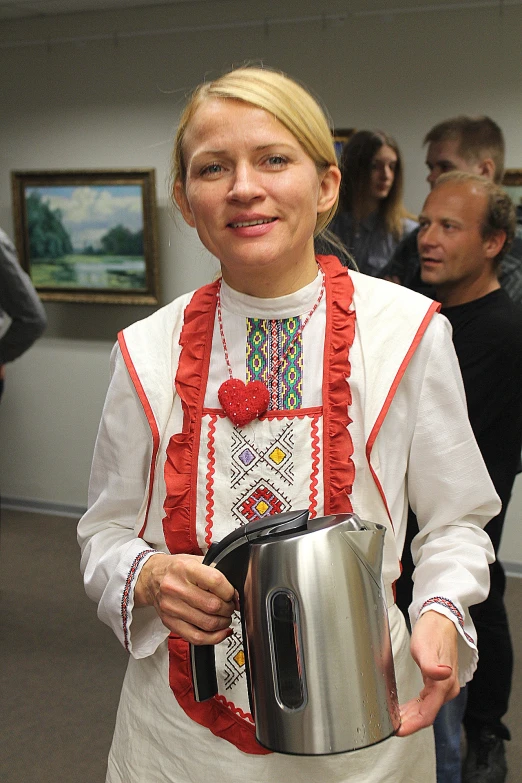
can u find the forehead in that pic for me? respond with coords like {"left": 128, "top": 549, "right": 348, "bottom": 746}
{"left": 423, "top": 182, "right": 487, "bottom": 220}
{"left": 373, "top": 144, "right": 397, "bottom": 161}
{"left": 183, "top": 98, "right": 298, "bottom": 155}
{"left": 426, "top": 138, "right": 468, "bottom": 165}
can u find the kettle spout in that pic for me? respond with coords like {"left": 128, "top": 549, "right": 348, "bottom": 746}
{"left": 340, "top": 525, "right": 385, "bottom": 585}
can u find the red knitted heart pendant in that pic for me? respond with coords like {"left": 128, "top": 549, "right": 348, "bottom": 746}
{"left": 218, "top": 378, "right": 270, "bottom": 427}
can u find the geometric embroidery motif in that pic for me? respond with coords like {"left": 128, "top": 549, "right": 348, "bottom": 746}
{"left": 223, "top": 613, "right": 246, "bottom": 691}
{"left": 231, "top": 477, "right": 291, "bottom": 526}
{"left": 230, "top": 422, "right": 295, "bottom": 489}
{"left": 246, "top": 316, "right": 303, "bottom": 410}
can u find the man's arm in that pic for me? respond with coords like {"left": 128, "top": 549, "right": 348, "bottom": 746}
{"left": 0, "top": 229, "right": 47, "bottom": 364}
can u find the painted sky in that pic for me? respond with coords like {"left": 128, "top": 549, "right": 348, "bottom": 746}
{"left": 26, "top": 184, "right": 144, "bottom": 250}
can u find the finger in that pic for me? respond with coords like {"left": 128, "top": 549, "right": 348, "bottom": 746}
{"left": 159, "top": 560, "right": 236, "bottom": 614}
{"left": 190, "top": 562, "right": 236, "bottom": 603}
{"left": 396, "top": 695, "right": 441, "bottom": 737}
{"left": 157, "top": 584, "right": 235, "bottom": 627}
{"left": 167, "top": 617, "right": 234, "bottom": 646}
{"left": 418, "top": 662, "right": 454, "bottom": 683}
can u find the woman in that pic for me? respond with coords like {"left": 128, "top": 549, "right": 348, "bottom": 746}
{"left": 328, "top": 130, "right": 417, "bottom": 275}
{"left": 78, "top": 67, "right": 498, "bottom": 783}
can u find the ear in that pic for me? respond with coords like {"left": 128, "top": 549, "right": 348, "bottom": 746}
{"left": 478, "top": 158, "right": 496, "bottom": 181}
{"left": 173, "top": 179, "right": 196, "bottom": 228}
{"left": 483, "top": 229, "right": 506, "bottom": 260}
{"left": 317, "top": 165, "right": 342, "bottom": 215}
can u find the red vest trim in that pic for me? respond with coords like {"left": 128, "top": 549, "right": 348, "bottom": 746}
{"left": 118, "top": 330, "right": 160, "bottom": 540}
{"left": 317, "top": 255, "right": 356, "bottom": 515}
{"left": 365, "top": 299, "right": 441, "bottom": 525}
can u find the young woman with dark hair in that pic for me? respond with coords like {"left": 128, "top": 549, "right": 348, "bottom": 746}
{"left": 329, "top": 130, "right": 417, "bottom": 275}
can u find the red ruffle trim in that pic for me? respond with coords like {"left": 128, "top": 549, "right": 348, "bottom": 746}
{"left": 317, "top": 255, "right": 356, "bottom": 515}
{"left": 162, "top": 281, "right": 219, "bottom": 556}
{"left": 163, "top": 282, "right": 269, "bottom": 753}
{"left": 168, "top": 635, "right": 269, "bottom": 755}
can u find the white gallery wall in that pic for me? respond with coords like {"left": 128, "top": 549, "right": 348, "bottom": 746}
{"left": 1, "top": 0, "right": 522, "bottom": 568}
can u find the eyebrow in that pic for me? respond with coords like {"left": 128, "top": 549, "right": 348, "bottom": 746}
{"left": 419, "top": 213, "right": 463, "bottom": 225}
{"left": 192, "top": 142, "right": 296, "bottom": 157}
{"left": 426, "top": 158, "right": 455, "bottom": 168}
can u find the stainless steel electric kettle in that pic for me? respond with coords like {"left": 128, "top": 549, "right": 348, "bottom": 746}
{"left": 190, "top": 509, "right": 400, "bottom": 755}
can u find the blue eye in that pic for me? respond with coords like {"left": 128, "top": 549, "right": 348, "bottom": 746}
{"left": 200, "top": 163, "right": 222, "bottom": 176}
{"left": 266, "top": 155, "right": 287, "bottom": 167}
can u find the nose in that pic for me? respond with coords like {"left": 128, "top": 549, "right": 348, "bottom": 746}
{"left": 426, "top": 168, "right": 438, "bottom": 188}
{"left": 418, "top": 223, "right": 437, "bottom": 250}
{"left": 227, "top": 162, "right": 264, "bottom": 202}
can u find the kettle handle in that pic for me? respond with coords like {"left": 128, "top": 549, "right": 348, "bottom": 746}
{"left": 191, "top": 510, "right": 310, "bottom": 703}
{"left": 191, "top": 643, "right": 219, "bottom": 702}
{"left": 190, "top": 542, "right": 248, "bottom": 702}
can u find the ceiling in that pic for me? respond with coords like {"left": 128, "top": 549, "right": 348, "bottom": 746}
{"left": 0, "top": 0, "right": 514, "bottom": 22}
{"left": 0, "top": 0, "right": 214, "bottom": 21}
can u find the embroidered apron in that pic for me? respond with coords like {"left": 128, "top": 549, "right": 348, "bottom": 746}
{"left": 162, "top": 256, "right": 356, "bottom": 754}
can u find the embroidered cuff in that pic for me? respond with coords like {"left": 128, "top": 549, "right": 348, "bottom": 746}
{"left": 121, "top": 548, "right": 158, "bottom": 651}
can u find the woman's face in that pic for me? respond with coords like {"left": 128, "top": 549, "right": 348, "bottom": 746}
{"left": 369, "top": 144, "right": 398, "bottom": 202}
{"left": 175, "top": 98, "right": 340, "bottom": 295}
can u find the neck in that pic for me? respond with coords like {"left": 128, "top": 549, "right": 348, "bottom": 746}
{"left": 220, "top": 247, "right": 319, "bottom": 298}
{"left": 356, "top": 196, "right": 379, "bottom": 221}
{"left": 436, "top": 274, "right": 500, "bottom": 308}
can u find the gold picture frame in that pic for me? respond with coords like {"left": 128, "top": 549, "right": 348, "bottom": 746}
{"left": 11, "top": 168, "right": 160, "bottom": 305}
{"left": 333, "top": 128, "right": 355, "bottom": 163}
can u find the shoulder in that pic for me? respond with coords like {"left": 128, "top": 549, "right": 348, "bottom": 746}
{"left": 0, "top": 228, "right": 14, "bottom": 251}
{"left": 489, "top": 290, "right": 522, "bottom": 343}
{"left": 0, "top": 229, "right": 20, "bottom": 271}
{"left": 121, "top": 288, "right": 201, "bottom": 344}
{"left": 481, "top": 289, "right": 522, "bottom": 328}
{"left": 350, "top": 270, "right": 444, "bottom": 356}
{"left": 351, "top": 268, "right": 436, "bottom": 314}
{"left": 447, "top": 290, "right": 522, "bottom": 359}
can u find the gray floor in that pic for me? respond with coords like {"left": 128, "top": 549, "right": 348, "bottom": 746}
{"left": 0, "top": 507, "right": 520, "bottom": 782}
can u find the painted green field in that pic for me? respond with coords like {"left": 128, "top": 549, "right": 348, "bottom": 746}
{"left": 31, "top": 255, "right": 147, "bottom": 290}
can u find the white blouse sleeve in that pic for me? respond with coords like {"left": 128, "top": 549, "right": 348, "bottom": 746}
{"left": 77, "top": 344, "right": 170, "bottom": 659}
{"left": 406, "top": 315, "right": 499, "bottom": 685}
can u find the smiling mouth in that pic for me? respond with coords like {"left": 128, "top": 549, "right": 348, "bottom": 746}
{"left": 228, "top": 218, "right": 277, "bottom": 228}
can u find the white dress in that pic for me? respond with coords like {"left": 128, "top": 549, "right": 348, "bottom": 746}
{"left": 78, "top": 256, "right": 498, "bottom": 783}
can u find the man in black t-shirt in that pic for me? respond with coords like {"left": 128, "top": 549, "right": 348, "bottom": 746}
{"left": 404, "top": 171, "right": 522, "bottom": 783}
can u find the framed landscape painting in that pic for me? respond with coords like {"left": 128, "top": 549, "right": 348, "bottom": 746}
{"left": 11, "top": 169, "right": 159, "bottom": 304}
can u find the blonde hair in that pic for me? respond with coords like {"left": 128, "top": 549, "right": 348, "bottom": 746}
{"left": 171, "top": 66, "right": 339, "bottom": 235}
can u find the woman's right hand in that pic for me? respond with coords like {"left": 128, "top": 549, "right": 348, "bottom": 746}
{"left": 134, "top": 553, "right": 236, "bottom": 645}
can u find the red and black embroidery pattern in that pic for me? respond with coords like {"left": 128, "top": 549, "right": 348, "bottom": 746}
{"left": 421, "top": 596, "right": 474, "bottom": 645}
{"left": 122, "top": 549, "right": 157, "bottom": 651}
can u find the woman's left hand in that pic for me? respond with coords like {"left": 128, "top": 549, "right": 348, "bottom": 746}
{"left": 397, "top": 609, "right": 460, "bottom": 737}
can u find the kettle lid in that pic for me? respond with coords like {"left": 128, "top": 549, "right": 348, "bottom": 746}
{"left": 203, "top": 509, "right": 310, "bottom": 566}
